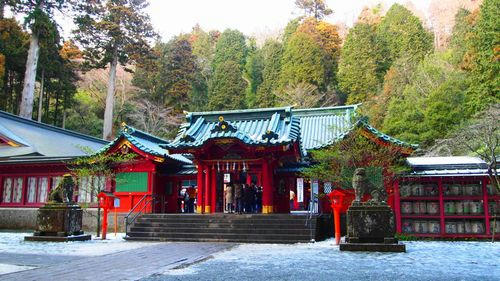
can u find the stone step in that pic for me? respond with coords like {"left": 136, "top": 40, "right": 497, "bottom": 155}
{"left": 124, "top": 236, "right": 312, "bottom": 244}
{"left": 139, "top": 216, "right": 316, "bottom": 222}
{"left": 129, "top": 226, "right": 314, "bottom": 235}
{"left": 126, "top": 213, "right": 323, "bottom": 243}
{"left": 132, "top": 221, "right": 315, "bottom": 228}
{"left": 136, "top": 218, "right": 313, "bottom": 225}
{"left": 127, "top": 231, "right": 313, "bottom": 241}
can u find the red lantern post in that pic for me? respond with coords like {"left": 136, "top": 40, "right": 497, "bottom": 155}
{"left": 328, "top": 189, "right": 355, "bottom": 245}
{"left": 98, "top": 192, "right": 116, "bottom": 240}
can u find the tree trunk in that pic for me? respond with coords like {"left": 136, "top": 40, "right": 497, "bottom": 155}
{"left": 37, "top": 68, "right": 44, "bottom": 122}
{"left": 53, "top": 89, "right": 59, "bottom": 126}
{"left": 0, "top": 1, "right": 4, "bottom": 19}
{"left": 103, "top": 48, "right": 118, "bottom": 140}
{"left": 19, "top": 32, "right": 40, "bottom": 119}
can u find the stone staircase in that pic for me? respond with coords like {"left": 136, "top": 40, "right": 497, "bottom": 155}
{"left": 125, "top": 213, "right": 330, "bottom": 243}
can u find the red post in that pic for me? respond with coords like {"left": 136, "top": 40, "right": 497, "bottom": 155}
{"left": 438, "top": 178, "right": 445, "bottom": 236}
{"left": 102, "top": 206, "right": 108, "bottom": 240}
{"left": 328, "top": 190, "right": 348, "bottom": 245}
{"left": 333, "top": 207, "right": 341, "bottom": 245}
{"left": 262, "top": 159, "right": 273, "bottom": 213}
{"left": 483, "top": 176, "right": 491, "bottom": 235}
{"left": 204, "top": 165, "right": 211, "bottom": 213}
{"left": 196, "top": 162, "right": 204, "bottom": 213}
{"left": 394, "top": 180, "right": 402, "bottom": 234}
{"left": 211, "top": 166, "right": 216, "bottom": 213}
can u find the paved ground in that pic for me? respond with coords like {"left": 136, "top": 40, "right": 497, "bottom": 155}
{"left": 1, "top": 242, "right": 234, "bottom": 281}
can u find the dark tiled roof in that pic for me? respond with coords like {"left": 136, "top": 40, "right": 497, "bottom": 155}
{"left": 0, "top": 110, "right": 108, "bottom": 159}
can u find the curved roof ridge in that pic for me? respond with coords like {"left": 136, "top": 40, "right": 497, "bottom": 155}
{"left": 187, "top": 106, "right": 293, "bottom": 117}
{"left": 123, "top": 125, "right": 169, "bottom": 144}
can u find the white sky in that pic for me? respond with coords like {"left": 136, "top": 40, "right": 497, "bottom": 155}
{"left": 147, "top": 0, "right": 432, "bottom": 40}
{"left": 6, "top": 0, "right": 432, "bottom": 41}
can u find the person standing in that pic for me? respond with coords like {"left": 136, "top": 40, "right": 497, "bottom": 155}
{"left": 255, "top": 185, "right": 262, "bottom": 213}
{"left": 289, "top": 189, "right": 296, "bottom": 211}
{"left": 234, "top": 182, "right": 243, "bottom": 214}
{"left": 224, "top": 183, "right": 234, "bottom": 213}
{"left": 183, "top": 188, "right": 190, "bottom": 213}
{"left": 188, "top": 186, "right": 196, "bottom": 213}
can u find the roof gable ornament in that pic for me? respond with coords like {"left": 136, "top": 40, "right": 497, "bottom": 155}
{"left": 180, "top": 133, "right": 195, "bottom": 142}
{"left": 211, "top": 116, "right": 237, "bottom": 133}
{"left": 262, "top": 130, "right": 279, "bottom": 143}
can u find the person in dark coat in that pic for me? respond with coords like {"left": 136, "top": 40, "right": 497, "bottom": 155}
{"left": 255, "top": 185, "right": 262, "bottom": 213}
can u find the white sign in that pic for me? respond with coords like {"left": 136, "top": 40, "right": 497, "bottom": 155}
{"left": 113, "top": 198, "right": 120, "bottom": 208}
{"left": 224, "top": 173, "right": 231, "bottom": 183}
{"left": 297, "top": 178, "right": 304, "bottom": 203}
{"left": 312, "top": 180, "right": 319, "bottom": 194}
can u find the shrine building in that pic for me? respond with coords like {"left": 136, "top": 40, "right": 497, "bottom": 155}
{"left": 98, "top": 105, "right": 417, "bottom": 215}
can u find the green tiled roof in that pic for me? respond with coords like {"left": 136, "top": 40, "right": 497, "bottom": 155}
{"left": 98, "top": 125, "right": 191, "bottom": 164}
{"left": 164, "top": 107, "right": 301, "bottom": 150}
{"left": 163, "top": 105, "right": 417, "bottom": 157}
{"left": 294, "top": 105, "right": 359, "bottom": 155}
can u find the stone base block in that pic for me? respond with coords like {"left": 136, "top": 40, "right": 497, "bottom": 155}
{"left": 36, "top": 203, "right": 84, "bottom": 235}
{"left": 24, "top": 234, "right": 91, "bottom": 242}
{"left": 340, "top": 242, "right": 406, "bottom": 253}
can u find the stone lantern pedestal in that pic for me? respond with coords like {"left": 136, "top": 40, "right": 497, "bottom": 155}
{"left": 24, "top": 203, "right": 91, "bottom": 242}
{"left": 340, "top": 204, "right": 405, "bottom": 252}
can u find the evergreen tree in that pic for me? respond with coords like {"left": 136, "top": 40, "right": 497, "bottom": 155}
{"left": 449, "top": 8, "right": 472, "bottom": 67}
{"left": 0, "top": 17, "right": 28, "bottom": 113}
{"left": 244, "top": 38, "right": 263, "bottom": 108}
{"left": 376, "top": 4, "right": 433, "bottom": 72}
{"left": 280, "top": 31, "right": 324, "bottom": 88}
{"left": 465, "top": 0, "right": 500, "bottom": 113}
{"left": 211, "top": 29, "right": 247, "bottom": 71}
{"left": 163, "top": 36, "right": 196, "bottom": 111}
{"left": 208, "top": 60, "right": 247, "bottom": 110}
{"left": 189, "top": 27, "right": 219, "bottom": 111}
{"left": 7, "top": 0, "right": 70, "bottom": 119}
{"left": 382, "top": 53, "right": 469, "bottom": 146}
{"left": 132, "top": 42, "right": 166, "bottom": 103}
{"left": 73, "top": 0, "right": 156, "bottom": 140}
{"left": 338, "top": 23, "right": 381, "bottom": 104}
{"left": 208, "top": 29, "right": 247, "bottom": 110}
{"left": 256, "top": 39, "right": 283, "bottom": 107}
{"left": 282, "top": 17, "right": 302, "bottom": 46}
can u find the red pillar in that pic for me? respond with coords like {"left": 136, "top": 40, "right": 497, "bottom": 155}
{"left": 262, "top": 159, "right": 274, "bottom": 213}
{"left": 196, "top": 162, "right": 204, "bottom": 213}
{"left": 394, "top": 180, "right": 401, "bottom": 234}
{"left": 102, "top": 206, "right": 108, "bottom": 240}
{"left": 204, "top": 165, "right": 211, "bottom": 213}
{"left": 333, "top": 207, "right": 341, "bottom": 245}
{"left": 211, "top": 166, "right": 217, "bottom": 213}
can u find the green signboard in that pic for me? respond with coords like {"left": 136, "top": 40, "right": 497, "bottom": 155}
{"left": 115, "top": 172, "right": 148, "bottom": 192}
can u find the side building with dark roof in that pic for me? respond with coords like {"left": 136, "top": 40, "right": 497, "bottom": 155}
{"left": 0, "top": 110, "right": 109, "bottom": 208}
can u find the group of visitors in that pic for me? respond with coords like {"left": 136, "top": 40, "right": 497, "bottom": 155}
{"left": 224, "top": 182, "right": 262, "bottom": 214}
{"left": 179, "top": 186, "right": 196, "bottom": 213}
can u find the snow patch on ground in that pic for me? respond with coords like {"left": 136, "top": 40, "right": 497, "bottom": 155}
{"left": 155, "top": 239, "right": 500, "bottom": 281}
{"left": 0, "top": 263, "right": 36, "bottom": 275}
{"left": 0, "top": 232, "right": 155, "bottom": 256}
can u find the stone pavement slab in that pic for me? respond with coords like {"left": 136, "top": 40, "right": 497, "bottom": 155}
{"left": 1, "top": 242, "right": 234, "bottom": 281}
